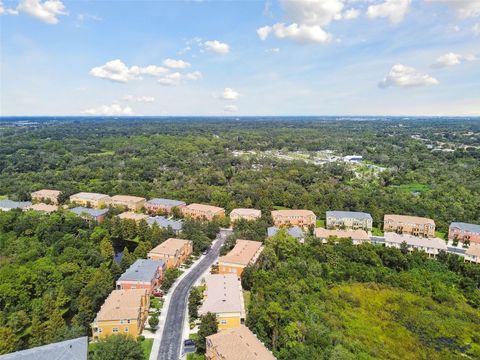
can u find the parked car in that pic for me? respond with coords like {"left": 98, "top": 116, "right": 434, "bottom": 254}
{"left": 183, "top": 339, "right": 196, "bottom": 353}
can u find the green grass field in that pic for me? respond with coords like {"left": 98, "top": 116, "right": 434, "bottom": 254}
{"left": 316, "top": 219, "right": 326, "bottom": 228}
{"left": 396, "top": 183, "right": 431, "bottom": 193}
{"left": 141, "top": 339, "right": 153, "bottom": 359}
{"left": 371, "top": 227, "right": 384, "bottom": 236}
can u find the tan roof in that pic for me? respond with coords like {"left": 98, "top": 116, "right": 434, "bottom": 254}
{"left": 219, "top": 240, "right": 263, "bottom": 266}
{"left": 207, "top": 325, "right": 276, "bottom": 360}
{"left": 314, "top": 228, "right": 370, "bottom": 241}
{"left": 31, "top": 189, "right": 61, "bottom": 198}
{"left": 27, "top": 203, "right": 58, "bottom": 213}
{"left": 70, "top": 192, "right": 110, "bottom": 201}
{"left": 117, "top": 212, "right": 148, "bottom": 221}
{"left": 466, "top": 244, "right": 480, "bottom": 257}
{"left": 185, "top": 203, "right": 224, "bottom": 213}
{"left": 110, "top": 195, "right": 146, "bottom": 203}
{"left": 96, "top": 289, "right": 146, "bottom": 321}
{"left": 230, "top": 208, "right": 261, "bottom": 217}
{"left": 200, "top": 274, "right": 243, "bottom": 314}
{"left": 148, "top": 238, "right": 191, "bottom": 256}
{"left": 271, "top": 209, "right": 315, "bottom": 217}
{"left": 384, "top": 214, "right": 435, "bottom": 226}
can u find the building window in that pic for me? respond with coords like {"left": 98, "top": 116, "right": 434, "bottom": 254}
{"left": 124, "top": 327, "right": 129, "bottom": 332}
{"left": 220, "top": 320, "right": 227, "bottom": 324}
{"left": 112, "top": 328, "right": 119, "bottom": 333}
{"left": 98, "top": 328, "right": 102, "bottom": 333}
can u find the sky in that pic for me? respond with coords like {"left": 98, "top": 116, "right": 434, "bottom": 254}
{"left": 1, "top": 0, "right": 479, "bottom": 116}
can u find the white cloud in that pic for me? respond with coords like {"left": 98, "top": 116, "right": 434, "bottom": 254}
{"left": 258, "top": 23, "right": 331, "bottom": 43}
{"left": 220, "top": 87, "right": 241, "bottom": 100}
{"left": 75, "top": 13, "right": 101, "bottom": 27}
{"left": 425, "top": 0, "right": 480, "bottom": 19}
{"left": 367, "top": 0, "right": 411, "bottom": 24}
{"left": 432, "top": 52, "right": 476, "bottom": 68}
{"left": 162, "top": 58, "right": 191, "bottom": 69}
{"left": 17, "top": 0, "right": 67, "bottom": 24}
{"left": 0, "top": 1, "right": 19, "bottom": 15}
{"left": 185, "top": 71, "right": 202, "bottom": 80}
{"left": 83, "top": 103, "right": 133, "bottom": 116}
{"left": 89, "top": 59, "right": 168, "bottom": 83}
{"left": 204, "top": 40, "right": 230, "bottom": 54}
{"left": 280, "top": 0, "right": 344, "bottom": 26}
{"left": 158, "top": 72, "right": 182, "bottom": 86}
{"left": 123, "top": 95, "right": 155, "bottom": 103}
{"left": 474, "top": 23, "right": 480, "bottom": 35}
{"left": 266, "top": 47, "right": 280, "bottom": 53}
{"left": 343, "top": 8, "right": 360, "bottom": 20}
{"left": 223, "top": 105, "right": 238, "bottom": 113}
{"left": 257, "top": 26, "right": 272, "bottom": 41}
{"left": 379, "top": 64, "right": 439, "bottom": 88}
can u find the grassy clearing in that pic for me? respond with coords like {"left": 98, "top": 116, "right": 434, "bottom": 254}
{"left": 371, "top": 227, "right": 384, "bottom": 236}
{"left": 243, "top": 290, "right": 251, "bottom": 311}
{"left": 435, "top": 231, "right": 447, "bottom": 239}
{"left": 316, "top": 219, "right": 326, "bottom": 228}
{"left": 396, "top": 183, "right": 431, "bottom": 193}
{"left": 141, "top": 339, "right": 153, "bottom": 359}
{"left": 187, "top": 353, "right": 205, "bottom": 360}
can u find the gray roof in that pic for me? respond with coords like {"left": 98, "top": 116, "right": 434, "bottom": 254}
{"left": 69, "top": 207, "right": 109, "bottom": 218}
{"left": 0, "top": 200, "right": 32, "bottom": 210}
{"left": 450, "top": 222, "right": 480, "bottom": 233}
{"left": 0, "top": 337, "right": 87, "bottom": 360}
{"left": 117, "top": 259, "right": 165, "bottom": 283}
{"left": 146, "top": 198, "right": 186, "bottom": 207}
{"left": 147, "top": 216, "right": 183, "bottom": 231}
{"left": 268, "top": 226, "right": 305, "bottom": 239}
{"left": 326, "top": 211, "right": 372, "bottom": 221}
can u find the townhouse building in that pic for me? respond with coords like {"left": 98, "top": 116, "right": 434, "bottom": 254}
{"left": 145, "top": 198, "right": 186, "bottom": 214}
{"left": 0, "top": 200, "right": 32, "bottom": 211}
{"left": 267, "top": 226, "right": 306, "bottom": 243}
{"left": 326, "top": 211, "right": 373, "bottom": 231}
{"left": 182, "top": 203, "right": 226, "bottom": 221}
{"left": 384, "top": 214, "right": 435, "bottom": 238}
{"left": 147, "top": 238, "right": 193, "bottom": 268}
{"left": 107, "top": 195, "right": 146, "bottom": 211}
{"left": 229, "top": 208, "right": 261, "bottom": 224}
{"left": 31, "top": 189, "right": 61, "bottom": 205}
{"left": 0, "top": 337, "right": 88, "bottom": 360}
{"left": 448, "top": 222, "right": 480, "bottom": 246}
{"left": 116, "top": 259, "right": 165, "bottom": 293}
{"left": 271, "top": 209, "right": 316, "bottom": 228}
{"left": 69, "top": 207, "right": 109, "bottom": 223}
{"left": 314, "top": 228, "right": 370, "bottom": 245}
{"left": 26, "top": 203, "right": 58, "bottom": 213}
{"left": 384, "top": 232, "right": 447, "bottom": 257}
{"left": 464, "top": 244, "right": 480, "bottom": 264}
{"left": 69, "top": 192, "right": 110, "bottom": 208}
{"left": 117, "top": 211, "right": 149, "bottom": 223}
{"left": 147, "top": 216, "right": 183, "bottom": 233}
{"left": 218, "top": 240, "right": 263, "bottom": 277}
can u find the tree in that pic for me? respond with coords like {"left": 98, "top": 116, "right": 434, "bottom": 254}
{"left": 148, "top": 314, "right": 159, "bottom": 329}
{"left": 188, "top": 287, "right": 203, "bottom": 322}
{"left": 91, "top": 335, "right": 143, "bottom": 360}
{"left": 195, "top": 313, "right": 218, "bottom": 353}
{"left": 0, "top": 327, "right": 17, "bottom": 355}
{"left": 161, "top": 268, "right": 181, "bottom": 291}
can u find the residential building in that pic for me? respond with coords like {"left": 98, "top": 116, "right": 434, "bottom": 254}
{"left": 31, "top": 189, "right": 61, "bottom": 205}
{"left": 91, "top": 289, "right": 149, "bottom": 340}
{"left": 147, "top": 238, "right": 193, "bottom": 268}
{"left": 229, "top": 208, "right": 261, "bottom": 224}
{"left": 145, "top": 198, "right": 186, "bottom": 214}
{"left": 0, "top": 337, "right": 88, "bottom": 360}
{"left": 267, "top": 226, "right": 305, "bottom": 243}
{"left": 206, "top": 325, "right": 276, "bottom": 360}
{"left": 0, "top": 200, "right": 32, "bottom": 212}
{"left": 448, "top": 222, "right": 480, "bottom": 246}
{"left": 464, "top": 244, "right": 480, "bottom": 264}
{"left": 315, "top": 228, "right": 370, "bottom": 245}
{"left": 116, "top": 259, "right": 165, "bottom": 293}
{"left": 218, "top": 240, "right": 263, "bottom": 277}
{"left": 118, "top": 211, "right": 149, "bottom": 223}
{"left": 384, "top": 232, "right": 447, "bottom": 257}
{"left": 69, "top": 192, "right": 110, "bottom": 208}
{"left": 108, "top": 195, "right": 146, "bottom": 211}
{"left": 384, "top": 214, "right": 435, "bottom": 238}
{"left": 199, "top": 274, "right": 245, "bottom": 330}
{"left": 271, "top": 209, "right": 316, "bottom": 228}
{"left": 182, "top": 203, "right": 226, "bottom": 221}
{"left": 26, "top": 203, "right": 58, "bottom": 213}
{"left": 69, "top": 207, "right": 109, "bottom": 223}
{"left": 147, "top": 216, "right": 183, "bottom": 233}
{"left": 326, "top": 211, "right": 373, "bottom": 231}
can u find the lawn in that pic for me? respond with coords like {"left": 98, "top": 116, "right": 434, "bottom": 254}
{"left": 371, "top": 227, "right": 384, "bottom": 236}
{"left": 141, "top": 339, "right": 153, "bottom": 359}
{"left": 316, "top": 219, "right": 326, "bottom": 228}
{"left": 187, "top": 353, "right": 205, "bottom": 360}
{"left": 396, "top": 183, "right": 431, "bottom": 193}
{"left": 243, "top": 290, "right": 251, "bottom": 311}
{"left": 0, "top": 195, "right": 7, "bottom": 200}
{"left": 435, "top": 231, "right": 447, "bottom": 239}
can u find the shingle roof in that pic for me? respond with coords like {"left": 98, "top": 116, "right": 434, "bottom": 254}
{"left": 384, "top": 232, "right": 447, "bottom": 250}
{"left": 147, "top": 216, "right": 183, "bottom": 231}
{"left": 267, "top": 226, "right": 305, "bottom": 239}
{"left": 148, "top": 238, "right": 191, "bottom": 256}
{"left": 0, "top": 200, "right": 32, "bottom": 210}
{"left": 326, "top": 211, "right": 372, "bottom": 221}
{"left": 450, "top": 222, "right": 480, "bottom": 233}
{"left": 26, "top": 203, "right": 58, "bottom": 213}
{"left": 146, "top": 198, "right": 186, "bottom": 207}
{"left": 31, "top": 189, "right": 61, "bottom": 198}
{"left": 117, "top": 212, "right": 148, "bottom": 221}
{"left": 466, "top": 244, "right": 480, "bottom": 257}
{"left": 69, "top": 207, "right": 109, "bottom": 218}
{"left": 206, "top": 325, "right": 276, "bottom": 360}
{"left": 384, "top": 214, "right": 435, "bottom": 226}
{"left": 230, "top": 208, "right": 261, "bottom": 217}
{"left": 219, "top": 240, "right": 263, "bottom": 266}
{"left": 315, "top": 228, "right": 370, "bottom": 241}
{"left": 200, "top": 274, "right": 243, "bottom": 314}
{"left": 109, "top": 195, "right": 146, "bottom": 202}
{"left": 0, "top": 337, "right": 88, "bottom": 360}
{"left": 96, "top": 289, "right": 147, "bottom": 321}
{"left": 185, "top": 203, "right": 224, "bottom": 213}
{"left": 70, "top": 192, "right": 110, "bottom": 201}
{"left": 117, "top": 259, "right": 165, "bottom": 283}
{"left": 271, "top": 209, "right": 315, "bottom": 217}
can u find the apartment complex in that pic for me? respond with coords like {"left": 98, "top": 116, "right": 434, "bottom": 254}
{"left": 465, "top": 244, "right": 480, "bottom": 264}
{"left": 326, "top": 211, "right": 373, "bottom": 231}
{"left": 229, "top": 208, "right": 261, "bottom": 223}
{"left": 31, "top": 189, "right": 61, "bottom": 205}
{"left": 147, "top": 238, "right": 193, "bottom": 268}
{"left": 147, "top": 216, "right": 183, "bottom": 233}
{"left": 70, "top": 192, "right": 110, "bottom": 208}
{"left": 182, "top": 203, "right": 225, "bottom": 221}
{"left": 384, "top": 232, "right": 447, "bottom": 257}
{"left": 271, "top": 209, "right": 316, "bottom": 228}
{"left": 116, "top": 259, "right": 165, "bottom": 293}
{"left": 384, "top": 214, "right": 435, "bottom": 238}
{"left": 26, "top": 203, "right": 58, "bottom": 213}
{"left": 118, "top": 211, "right": 149, "bottom": 223}
{"left": 0, "top": 337, "right": 88, "bottom": 360}
{"left": 206, "top": 325, "right": 276, "bottom": 360}
{"left": 145, "top": 198, "right": 186, "bottom": 214}
{"left": 0, "top": 200, "right": 32, "bottom": 211}
{"left": 218, "top": 240, "right": 263, "bottom": 277}
{"left": 315, "top": 228, "right": 370, "bottom": 245}
{"left": 91, "top": 289, "right": 149, "bottom": 340}
{"left": 69, "top": 207, "right": 109, "bottom": 223}
{"left": 199, "top": 274, "right": 245, "bottom": 330}
{"left": 108, "top": 195, "right": 146, "bottom": 211}
{"left": 267, "top": 226, "right": 306, "bottom": 242}
{"left": 448, "top": 222, "right": 480, "bottom": 246}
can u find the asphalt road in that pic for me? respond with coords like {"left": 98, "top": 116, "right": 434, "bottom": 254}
{"left": 155, "top": 230, "right": 229, "bottom": 360}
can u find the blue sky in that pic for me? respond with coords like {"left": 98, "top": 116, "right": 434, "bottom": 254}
{"left": 1, "top": 0, "right": 479, "bottom": 116}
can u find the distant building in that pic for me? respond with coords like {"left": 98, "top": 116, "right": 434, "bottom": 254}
{"left": 182, "top": 203, "right": 225, "bottom": 221}
{"left": 70, "top": 192, "right": 110, "bottom": 208}
{"left": 326, "top": 211, "right": 373, "bottom": 231}
{"left": 145, "top": 198, "right": 186, "bottom": 214}
{"left": 464, "top": 244, "right": 480, "bottom": 264}
{"left": 0, "top": 337, "right": 88, "bottom": 360}
{"left": 147, "top": 238, "right": 193, "bottom": 268}
{"left": 147, "top": 216, "right": 183, "bottom": 233}
{"left": 26, "top": 203, "right": 58, "bottom": 213}
{"left": 218, "top": 240, "right": 263, "bottom": 277}
{"left": 117, "top": 211, "right": 149, "bottom": 223}
{"left": 267, "top": 226, "right": 306, "bottom": 242}
{"left": 116, "top": 259, "right": 165, "bottom": 293}
{"left": 108, "top": 195, "right": 146, "bottom": 211}
{"left": 229, "top": 208, "right": 261, "bottom": 224}
{"left": 31, "top": 189, "right": 61, "bottom": 205}
{"left": 384, "top": 232, "right": 447, "bottom": 257}
{"left": 344, "top": 155, "right": 363, "bottom": 163}
{"left": 199, "top": 274, "right": 245, "bottom": 330}
{"left": 448, "top": 222, "right": 480, "bottom": 246}
{"left": 384, "top": 214, "right": 435, "bottom": 238}
{"left": 0, "top": 200, "right": 32, "bottom": 212}
{"left": 206, "top": 325, "right": 276, "bottom": 360}
{"left": 271, "top": 209, "right": 316, "bottom": 228}
{"left": 91, "top": 289, "right": 149, "bottom": 340}
{"left": 69, "top": 207, "right": 109, "bottom": 223}
{"left": 315, "top": 228, "right": 370, "bottom": 245}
